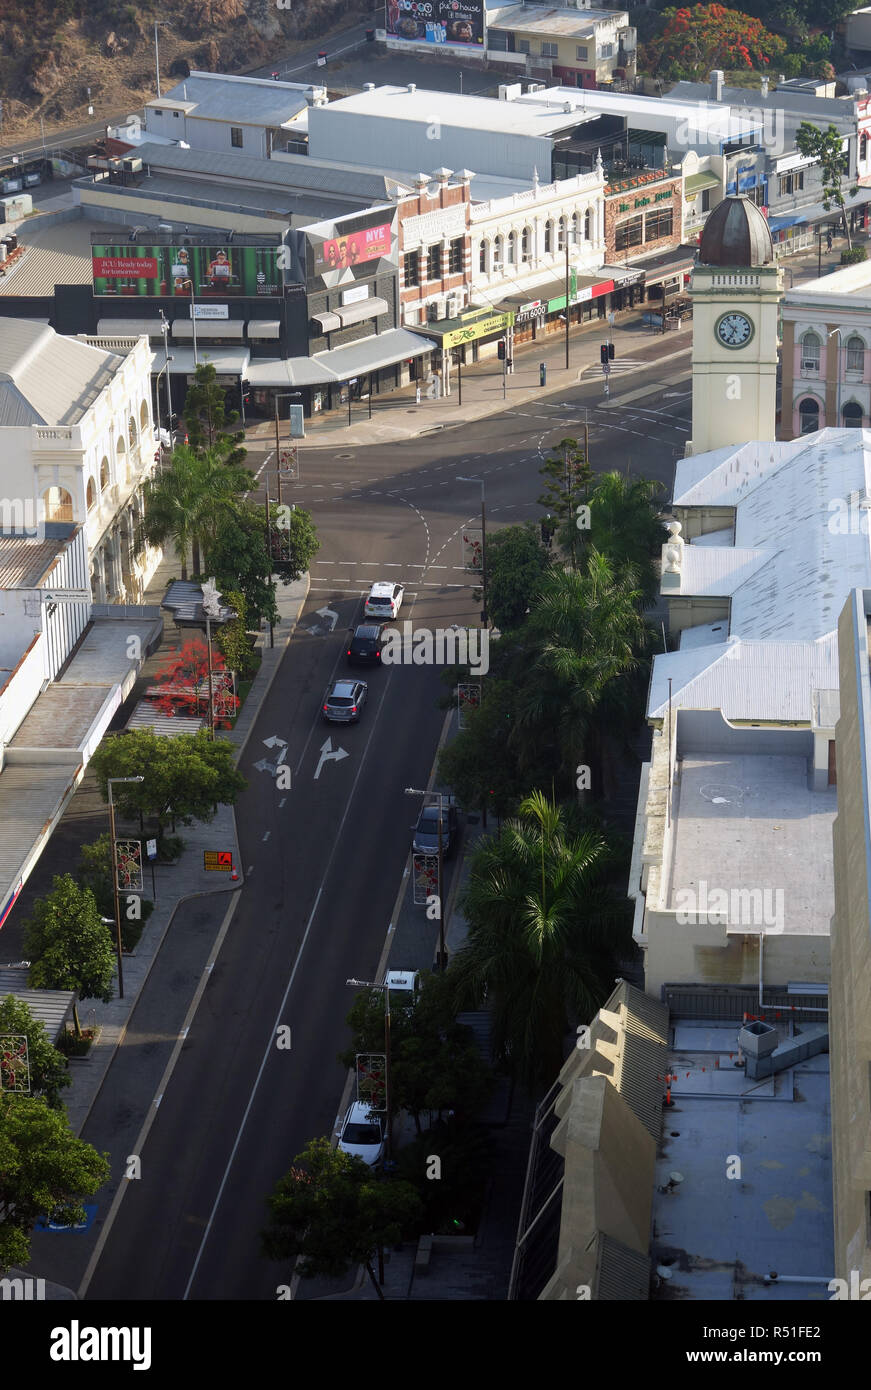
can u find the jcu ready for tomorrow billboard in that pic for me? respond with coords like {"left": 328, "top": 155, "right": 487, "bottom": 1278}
{"left": 91, "top": 243, "right": 284, "bottom": 297}
{"left": 387, "top": 0, "right": 484, "bottom": 46}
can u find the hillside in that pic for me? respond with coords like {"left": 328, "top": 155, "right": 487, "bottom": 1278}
{"left": 0, "top": 0, "right": 368, "bottom": 141}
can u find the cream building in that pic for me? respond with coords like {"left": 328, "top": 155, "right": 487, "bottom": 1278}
{"left": 831, "top": 587, "right": 871, "bottom": 1289}
{"left": 0, "top": 319, "right": 161, "bottom": 603}
{"left": 781, "top": 260, "right": 871, "bottom": 439}
{"left": 687, "top": 196, "right": 782, "bottom": 456}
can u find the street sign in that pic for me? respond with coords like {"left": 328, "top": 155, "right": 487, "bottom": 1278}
{"left": 203, "top": 850, "right": 233, "bottom": 871}
{"left": 146, "top": 839, "right": 157, "bottom": 860}
{"left": 602, "top": 362, "right": 611, "bottom": 375}
{"left": 288, "top": 404, "right": 305, "bottom": 438}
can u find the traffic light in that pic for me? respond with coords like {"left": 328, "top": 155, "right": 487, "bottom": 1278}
{"left": 497, "top": 340, "right": 507, "bottom": 360}
{"left": 608, "top": 342, "right": 615, "bottom": 360}
{"left": 600, "top": 344, "right": 608, "bottom": 364}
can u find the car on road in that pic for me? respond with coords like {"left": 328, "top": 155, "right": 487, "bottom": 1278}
{"left": 346, "top": 623, "right": 383, "bottom": 666}
{"left": 385, "top": 969, "right": 422, "bottom": 1005}
{"left": 363, "top": 581, "right": 405, "bottom": 621}
{"left": 322, "top": 679, "right": 367, "bottom": 723}
{"left": 412, "top": 801, "right": 459, "bottom": 858}
{"left": 336, "top": 1101, "right": 384, "bottom": 1166}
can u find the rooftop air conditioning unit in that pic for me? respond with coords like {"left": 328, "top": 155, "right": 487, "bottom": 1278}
{"left": 446, "top": 294, "right": 462, "bottom": 317}
{"left": 427, "top": 299, "right": 445, "bottom": 322}
{"left": 122, "top": 157, "right": 143, "bottom": 174}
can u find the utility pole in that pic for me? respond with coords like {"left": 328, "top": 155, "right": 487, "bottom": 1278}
{"left": 565, "top": 234, "right": 570, "bottom": 369}
{"left": 154, "top": 22, "right": 162, "bottom": 98}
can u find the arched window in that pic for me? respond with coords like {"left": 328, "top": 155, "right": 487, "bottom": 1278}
{"left": 843, "top": 400, "right": 863, "bottom": 428}
{"left": 479, "top": 239, "right": 488, "bottom": 273}
{"left": 100, "top": 457, "right": 110, "bottom": 491}
{"left": 544, "top": 220, "right": 553, "bottom": 254}
{"left": 521, "top": 227, "right": 531, "bottom": 261}
{"left": 558, "top": 216, "right": 567, "bottom": 250}
{"left": 846, "top": 335, "right": 865, "bottom": 372}
{"left": 507, "top": 230, "right": 516, "bottom": 265}
{"left": 493, "top": 235, "right": 504, "bottom": 269}
{"left": 801, "top": 330, "right": 821, "bottom": 369}
{"left": 139, "top": 399, "right": 149, "bottom": 430}
{"left": 798, "top": 397, "right": 820, "bottom": 434}
{"left": 571, "top": 211, "right": 580, "bottom": 244}
{"left": 116, "top": 435, "right": 126, "bottom": 458}
{"left": 86, "top": 477, "right": 97, "bottom": 510}
{"left": 128, "top": 415, "right": 137, "bottom": 448}
{"left": 42, "top": 487, "right": 73, "bottom": 522}
{"left": 861, "top": 132, "right": 868, "bottom": 162}
{"left": 584, "top": 208, "right": 592, "bottom": 241}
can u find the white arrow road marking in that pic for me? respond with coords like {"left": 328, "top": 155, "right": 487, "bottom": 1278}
{"left": 254, "top": 735, "right": 288, "bottom": 774}
{"left": 316, "top": 605, "right": 338, "bottom": 632}
{"left": 263, "top": 735, "right": 286, "bottom": 749}
{"left": 314, "top": 737, "right": 350, "bottom": 780}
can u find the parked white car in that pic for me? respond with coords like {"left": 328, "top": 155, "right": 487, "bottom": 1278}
{"left": 336, "top": 1101, "right": 385, "bottom": 1167}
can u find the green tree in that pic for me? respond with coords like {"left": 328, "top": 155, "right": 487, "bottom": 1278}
{"left": 437, "top": 677, "right": 539, "bottom": 819}
{"left": 137, "top": 445, "right": 252, "bottom": 579}
{"left": 22, "top": 876, "right": 115, "bottom": 1037}
{"left": 538, "top": 437, "right": 592, "bottom": 568}
{"left": 485, "top": 523, "right": 550, "bottom": 632}
{"left": 396, "top": 1120, "right": 493, "bottom": 1234}
{"left": 0, "top": 1093, "right": 110, "bottom": 1273}
{"left": 182, "top": 361, "right": 246, "bottom": 461}
{"left": 89, "top": 728, "right": 246, "bottom": 833}
{"left": 0, "top": 996, "right": 70, "bottom": 1109}
{"left": 214, "top": 588, "right": 257, "bottom": 678}
{"left": 795, "top": 121, "right": 859, "bottom": 249}
{"left": 448, "top": 792, "right": 632, "bottom": 1090}
{"left": 580, "top": 471, "right": 667, "bottom": 604}
{"left": 262, "top": 1138, "right": 423, "bottom": 1298}
{"left": 206, "top": 502, "right": 277, "bottom": 626}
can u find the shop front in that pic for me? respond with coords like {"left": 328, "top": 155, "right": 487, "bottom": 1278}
{"left": 245, "top": 327, "right": 433, "bottom": 417}
{"left": 410, "top": 307, "right": 516, "bottom": 394}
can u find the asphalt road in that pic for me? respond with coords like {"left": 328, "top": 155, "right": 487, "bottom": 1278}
{"left": 28, "top": 355, "right": 691, "bottom": 1301}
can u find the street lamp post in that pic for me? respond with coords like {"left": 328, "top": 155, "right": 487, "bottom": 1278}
{"left": 107, "top": 775, "right": 144, "bottom": 999}
{"left": 405, "top": 787, "right": 448, "bottom": 970}
{"left": 181, "top": 279, "right": 198, "bottom": 365}
{"left": 457, "top": 475, "right": 487, "bottom": 626}
{"left": 158, "top": 311, "right": 173, "bottom": 439}
{"left": 346, "top": 978, "right": 392, "bottom": 1163}
{"left": 829, "top": 327, "right": 843, "bottom": 427}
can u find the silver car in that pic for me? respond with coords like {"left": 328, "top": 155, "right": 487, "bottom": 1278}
{"left": 322, "top": 678, "right": 367, "bottom": 723}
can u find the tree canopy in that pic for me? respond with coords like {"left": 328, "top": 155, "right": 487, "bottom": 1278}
{"left": 22, "top": 876, "right": 116, "bottom": 1036}
{"left": 89, "top": 727, "right": 246, "bottom": 831}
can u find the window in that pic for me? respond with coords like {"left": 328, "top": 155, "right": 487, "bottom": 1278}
{"left": 449, "top": 237, "right": 463, "bottom": 274}
{"left": 799, "top": 397, "right": 820, "bottom": 433}
{"left": 100, "top": 457, "right": 110, "bottom": 490}
{"left": 230, "top": 126, "right": 243, "bottom": 148}
{"left": 172, "top": 110, "right": 180, "bottom": 118}
{"left": 843, "top": 400, "right": 863, "bottom": 428}
{"left": 576, "top": 45, "right": 588, "bottom": 61}
{"left": 644, "top": 208, "right": 673, "bottom": 241}
{"left": 42, "top": 487, "right": 73, "bottom": 523}
{"left": 584, "top": 208, "right": 592, "bottom": 240}
{"left": 557, "top": 216, "right": 567, "bottom": 250}
{"left": 479, "top": 239, "right": 488, "bottom": 273}
{"left": 516, "top": 38, "right": 530, "bottom": 54}
{"left": 544, "top": 220, "right": 553, "bottom": 253}
{"left": 521, "top": 226, "right": 531, "bottom": 261}
{"left": 404, "top": 250, "right": 420, "bottom": 287}
{"left": 493, "top": 235, "right": 504, "bottom": 269}
{"left": 615, "top": 214, "right": 644, "bottom": 252}
{"left": 541, "top": 42, "right": 558, "bottom": 58}
{"left": 571, "top": 211, "right": 580, "bottom": 244}
{"left": 801, "top": 330, "right": 821, "bottom": 369}
{"left": 507, "top": 230, "right": 516, "bottom": 265}
{"left": 701, "top": 188, "right": 712, "bottom": 213}
{"left": 599, "top": 41, "right": 614, "bottom": 58}
{"left": 86, "top": 478, "right": 97, "bottom": 510}
{"left": 778, "top": 170, "right": 804, "bottom": 196}
{"left": 862, "top": 132, "right": 869, "bottom": 162}
{"left": 426, "top": 244, "right": 441, "bottom": 281}
{"left": 847, "top": 335, "right": 865, "bottom": 372}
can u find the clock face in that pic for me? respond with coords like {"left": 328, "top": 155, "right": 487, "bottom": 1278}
{"left": 715, "top": 311, "right": 754, "bottom": 348}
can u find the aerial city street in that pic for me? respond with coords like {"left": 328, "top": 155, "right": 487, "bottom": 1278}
{"left": 0, "top": 0, "right": 869, "bottom": 1363}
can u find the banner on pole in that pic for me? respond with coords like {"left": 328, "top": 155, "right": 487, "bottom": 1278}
{"left": 0, "top": 1034, "right": 30, "bottom": 1093}
{"left": 457, "top": 682, "right": 482, "bottom": 729}
{"left": 115, "top": 840, "right": 143, "bottom": 892}
{"left": 412, "top": 853, "right": 438, "bottom": 905}
{"left": 461, "top": 528, "right": 483, "bottom": 574}
{"left": 356, "top": 1052, "right": 387, "bottom": 1111}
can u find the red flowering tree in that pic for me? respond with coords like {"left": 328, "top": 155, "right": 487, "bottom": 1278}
{"left": 642, "top": 5, "right": 787, "bottom": 81}
{"left": 149, "top": 637, "right": 238, "bottom": 729}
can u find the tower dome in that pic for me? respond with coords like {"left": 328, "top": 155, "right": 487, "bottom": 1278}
{"left": 698, "top": 195, "right": 774, "bottom": 267}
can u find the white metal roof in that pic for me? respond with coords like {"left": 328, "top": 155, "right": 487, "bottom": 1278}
{"left": 313, "top": 86, "right": 593, "bottom": 138}
{"left": 148, "top": 72, "right": 310, "bottom": 129}
{"left": 647, "top": 633, "right": 839, "bottom": 722}
{"left": 514, "top": 87, "right": 761, "bottom": 141}
{"left": 0, "top": 319, "right": 122, "bottom": 427}
{"left": 488, "top": 5, "right": 623, "bottom": 35}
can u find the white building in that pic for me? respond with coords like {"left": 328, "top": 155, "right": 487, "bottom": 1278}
{"left": 144, "top": 71, "right": 323, "bottom": 159}
{"left": 781, "top": 259, "right": 871, "bottom": 438}
{"left": 0, "top": 319, "right": 161, "bottom": 603}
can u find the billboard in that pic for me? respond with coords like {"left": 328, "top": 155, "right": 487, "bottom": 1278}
{"left": 387, "top": 0, "right": 484, "bottom": 45}
{"left": 91, "top": 243, "right": 284, "bottom": 297}
{"left": 312, "top": 220, "right": 392, "bottom": 275}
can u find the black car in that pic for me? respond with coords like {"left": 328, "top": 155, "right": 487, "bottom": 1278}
{"left": 346, "top": 624, "right": 383, "bottom": 666}
{"left": 412, "top": 802, "right": 459, "bottom": 858}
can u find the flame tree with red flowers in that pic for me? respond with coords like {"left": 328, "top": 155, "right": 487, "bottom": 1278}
{"left": 642, "top": 5, "right": 787, "bottom": 82}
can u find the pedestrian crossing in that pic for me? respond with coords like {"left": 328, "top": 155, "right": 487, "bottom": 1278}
{"left": 580, "top": 358, "right": 648, "bottom": 378}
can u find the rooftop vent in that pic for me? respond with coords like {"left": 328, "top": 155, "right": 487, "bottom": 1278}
{"left": 407, "top": 83, "right": 417, "bottom": 94}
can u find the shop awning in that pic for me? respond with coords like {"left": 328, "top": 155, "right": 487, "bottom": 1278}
{"left": 630, "top": 244, "right": 697, "bottom": 285}
{"left": 768, "top": 211, "right": 805, "bottom": 231}
{"left": 547, "top": 274, "right": 614, "bottom": 313}
{"left": 313, "top": 327, "right": 432, "bottom": 380}
{"left": 166, "top": 347, "right": 250, "bottom": 375}
{"left": 311, "top": 310, "right": 341, "bottom": 333}
{"left": 684, "top": 171, "right": 720, "bottom": 196}
{"left": 336, "top": 296, "right": 389, "bottom": 327}
{"left": 777, "top": 189, "right": 871, "bottom": 227}
{"left": 247, "top": 320, "right": 282, "bottom": 339}
{"left": 245, "top": 357, "right": 336, "bottom": 387}
{"left": 173, "top": 320, "right": 246, "bottom": 340}
{"left": 97, "top": 317, "right": 166, "bottom": 338}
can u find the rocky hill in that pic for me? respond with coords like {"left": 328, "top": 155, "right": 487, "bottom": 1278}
{"left": 0, "top": 0, "right": 367, "bottom": 140}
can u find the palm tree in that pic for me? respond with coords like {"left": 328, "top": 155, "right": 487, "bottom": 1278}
{"left": 582, "top": 472, "right": 667, "bottom": 603}
{"left": 511, "top": 553, "right": 651, "bottom": 783}
{"left": 448, "top": 791, "right": 631, "bottom": 1090}
{"left": 137, "top": 446, "right": 252, "bottom": 579}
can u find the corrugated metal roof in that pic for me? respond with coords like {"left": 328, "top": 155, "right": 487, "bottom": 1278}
{"left": 0, "top": 968, "right": 76, "bottom": 1043}
{"left": 134, "top": 142, "right": 394, "bottom": 201}
{"left": 0, "top": 318, "right": 122, "bottom": 426}
{"left": 152, "top": 73, "right": 309, "bottom": 128}
{"left": 597, "top": 980, "right": 669, "bottom": 1141}
{"left": 647, "top": 633, "right": 839, "bottom": 723}
{"left": 595, "top": 1233, "right": 651, "bottom": 1300}
{"left": 126, "top": 702, "right": 204, "bottom": 736}
{"left": 0, "top": 534, "right": 69, "bottom": 588}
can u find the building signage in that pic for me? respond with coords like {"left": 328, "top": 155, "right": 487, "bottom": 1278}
{"left": 441, "top": 310, "right": 513, "bottom": 347}
{"left": 313, "top": 221, "right": 392, "bottom": 274}
{"left": 342, "top": 283, "right": 370, "bottom": 306}
{"left": 387, "top": 0, "right": 484, "bottom": 46}
{"left": 547, "top": 279, "right": 615, "bottom": 313}
{"left": 203, "top": 850, "right": 233, "bottom": 871}
{"left": 402, "top": 204, "right": 467, "bottom": 249}
{"left": 516, "top": 299, "right": 546, "bottom": 323}
{"left": 92, "top": 243, "right": 283, "bottom": 297}
{"left": 191, "top": 303, "right": 229, "bottom": 320}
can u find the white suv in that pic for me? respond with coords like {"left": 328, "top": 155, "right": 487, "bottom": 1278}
{"left": 364, "top": 581, "right": 405, "bottom": 621}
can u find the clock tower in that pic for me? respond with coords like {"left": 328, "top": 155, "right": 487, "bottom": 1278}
{"left": 687, "top": 195, "right": 783, "bottom": 455}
